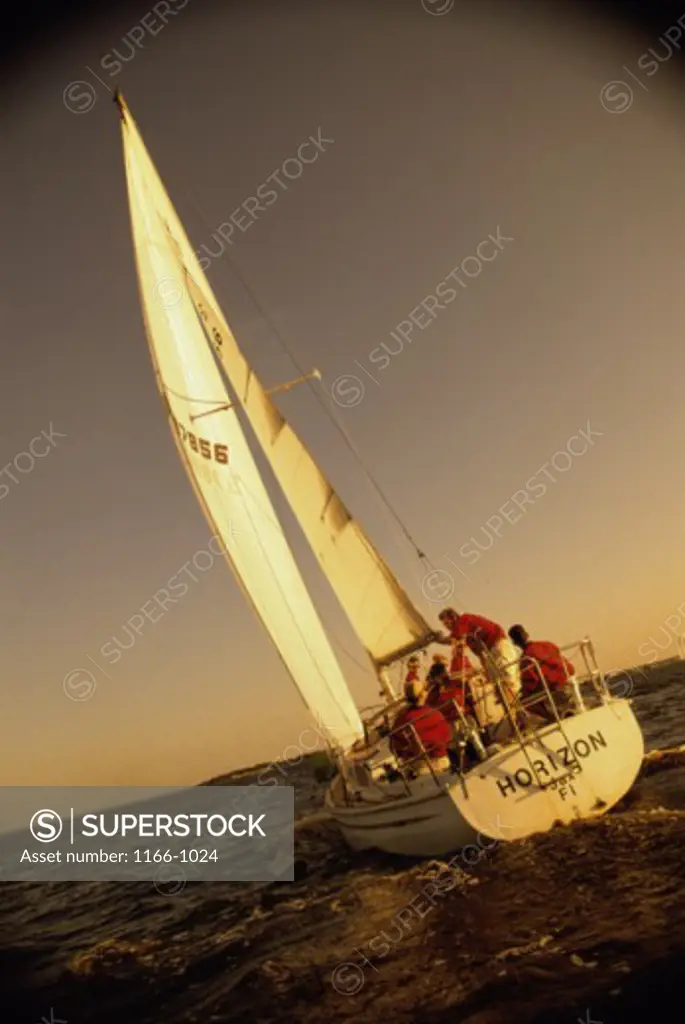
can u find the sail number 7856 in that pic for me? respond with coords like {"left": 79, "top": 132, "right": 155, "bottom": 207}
{"left": 172, "top": 415, "right": 229, "bottom": 464}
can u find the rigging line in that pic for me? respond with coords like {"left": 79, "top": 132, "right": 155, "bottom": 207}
{"left": 223, "top": 468, "right": 365, "bottom": 728}
{"left": 164, "top": 385, "right": 231, "bottom": 407}
{"left": 184, "top": 288, "right": 364, "bottom": 727}
{"left": 218, "top": 458, "right": 376, "bottom": 681}
{"left": 332, "top": 641, "right": 377, "bottom": 679}
{"left": 183, "top": 188, "right": 436, "bottom": 573}
{"left": 232, "top": 476, "right": 358, "bottom": 714}
{"left": 179, "top": 248, "right": 439, "bottom": 653}
{"left": 178, "top": 266, "right": 410, "bottom": 688}
{"left": 143, "top": 196, "right": 360, "bottom": 724}
{"left": 126, "top": 142, "right": 365, "bottom": 722}
{"left": 174, "top": 260, "right": 368, "bottom": 565}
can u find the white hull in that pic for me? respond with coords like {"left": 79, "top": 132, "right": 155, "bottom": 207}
{"left": 326, "top": 700, "right": 644, "bottom": 857}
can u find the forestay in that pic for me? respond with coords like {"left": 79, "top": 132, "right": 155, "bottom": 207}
{"left": 185, "top": 274, "right": 434, "bottom": 666}
{"left": 119, "top": 96, "right": 364, "bottom": 749}
{"left": 115, "top": 102, "right": 433, "bottom": 667}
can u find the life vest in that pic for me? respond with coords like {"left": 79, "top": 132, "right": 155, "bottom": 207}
{"left": 520, "top": 641, "right": 574, "bottom": 696}
{"left": 425, "top": 677, "right": 470, "bottom": 720}
{"left": 451, "top": 613, "right": 505, "bottom": 657}
{"left": 389, "top": 705, "right": 451, "bottom": 762}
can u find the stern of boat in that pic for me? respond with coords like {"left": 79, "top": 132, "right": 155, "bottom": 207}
{"left": 449, "top": 698, "right": 643, "bottom": 842}
{"left": 326, "top": 636, "right": 645, "bottom": 856}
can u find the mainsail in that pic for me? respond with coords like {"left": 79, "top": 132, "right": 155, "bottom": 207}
{"left": 118, "top": 95, "right": 364, "bottom": 749}
{"left": 116, "top": 100, "right": 433, "bottom": 667}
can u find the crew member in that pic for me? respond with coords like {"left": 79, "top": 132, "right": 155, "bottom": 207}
{"left": 405, "top": 655, "right": 421, "bottom": 685}
{"left": 425, "top": 659, "right": 486, "bottom": 764}
{"left": 508, "top": 624, "right": 575, "bottom": 721}
{"left": 425, "top": 657, "right": 471, "bottom": 718}
{"left": 389, "top": 681, "right": 452, "bottom": 775}
{"left": 428, "top": 653, "right": 449, "bottom": 674}
{"left": 436, "top": 608, "right": 521, "bottom": 706}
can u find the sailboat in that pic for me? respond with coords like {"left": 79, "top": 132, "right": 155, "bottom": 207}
{"left": 116, "top": 93, "right": 645, "bottom": 856}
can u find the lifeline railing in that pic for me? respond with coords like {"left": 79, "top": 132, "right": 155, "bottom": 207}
{"left": 557, "top": 636, "right": 610, "bottom": 703}
{"left": 337, "top": 679, "right": 509, "bottom": 802}
{"left": 482, "top": 635, "right": 620, "bottom": 791}
{"left": 338, "top": 700, "right": 466, "bottom": 800}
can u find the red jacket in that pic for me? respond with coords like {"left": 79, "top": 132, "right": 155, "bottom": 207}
{"left": 450, "top": 613, "right": 505, "bottom": 656}
{"left": 390, "top": 705, "right": 451, "bottom": 762}
{"left": 426, "top": 678, "right": 469, "bottom": 720}
{"left": 520, "top": 641, "right": 574, "bottom": 696}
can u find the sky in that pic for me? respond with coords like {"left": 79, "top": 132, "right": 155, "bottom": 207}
{"left": 3, "top": 0, "right": 685, "bottom": 788}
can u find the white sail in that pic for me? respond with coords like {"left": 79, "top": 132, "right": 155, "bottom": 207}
{"left": 118, "top": 96, "right": 363, "bottom": 749}
{"left": 115, "top": 104, "right": 433, "bottom": 667}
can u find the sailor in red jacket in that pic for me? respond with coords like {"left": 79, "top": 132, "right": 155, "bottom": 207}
{"left": 508, "top": 624, "right": 575, "bottom": 721}
{"left": 426, "top": 657, "right": 464, "bottom": 719}
{"left": 425, "top": 654, "right": 472, "bottom": 718}
{"left": 390, "top": 680, "right": 452, "bottom": 775}
{"left": 425, "top": 658, "right": 487, "bottom": 763}
{"left": 436, "top": 608, "right": 521, "bottom": 706}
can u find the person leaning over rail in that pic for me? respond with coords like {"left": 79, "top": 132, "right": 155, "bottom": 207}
{"left": 508, "top": 624, "right": 576, "bottom": 722}
{"left": 389, "top": 679, "right": 452, "bottom": 776}
{"left": 435, "top": 608, "right": 521, "bottom": 707}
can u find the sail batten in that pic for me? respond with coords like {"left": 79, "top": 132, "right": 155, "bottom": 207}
{"left": 119, "top": 96, "right": 363, "bottom": 749}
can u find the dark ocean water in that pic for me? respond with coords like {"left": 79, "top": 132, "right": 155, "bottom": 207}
{"left": 2, "top": 660, "right": 684, "bottom": 1024}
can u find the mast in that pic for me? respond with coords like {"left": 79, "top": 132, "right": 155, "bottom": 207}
{"left": 116, "top": 92, "right": 442, "bottom": 712}
{"left": 116, "top": 93, "right": 364, "bottom": 748}
{"left": 180, "top": 270, "right": 435, "bottom": 668}
{"left": 113, "top": 88, "right": 126, "bottom": 121}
